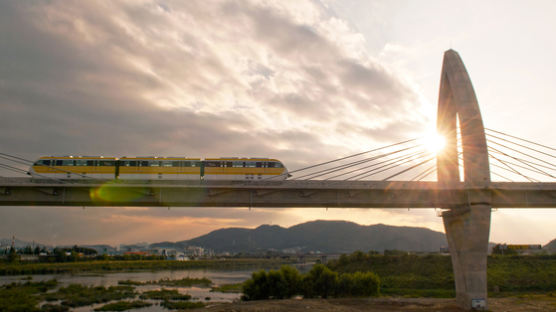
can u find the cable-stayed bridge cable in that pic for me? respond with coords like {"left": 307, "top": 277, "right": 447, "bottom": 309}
{"left": 350, "top": 151, "right": 432, "bottom": 181}
{"left": 311, "top": 146, "right": 425, "bottom": 181}
{"left": 263, "top": 138, "right": 420, "bottom": 181}
{"left": 486, "top": 128, "right": 556, "bottom": 151}
{"left": 487, "top": 145, "right": 556, "bottom": 177}
{"left": 489, "top": 154, "right": 538, "bottom": 182}
{"left": 382, "top": 156, "right": 436, "bottom": 181}
{"left": 486, "top": 133, "right": 555, "bottom": 159}
{"left": 324, "top": 149, "right": 427, "bottom": 180}
{"left": 486, "top": 140, "right": 555, "bottom": 169}
{"left": 0, "top": 163, "right": 65, "bottom": 183}
{"left": 487, "top": 150, "right": 555, "bottom": 179}
{"left": 292, "top": 144, "right": 421, "bottom": 180}
{"left": 410, "top": 164, "right": 436, "bottom": 181}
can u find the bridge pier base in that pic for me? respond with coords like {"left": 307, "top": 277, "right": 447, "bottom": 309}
{"left": 443, "top": 205, "right": 491, "bottom": 310}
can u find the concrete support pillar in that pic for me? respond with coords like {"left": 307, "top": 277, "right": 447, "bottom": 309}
{"left": 437, "top": 50, "right": 491, "bottom": 310}
{"left": 443, "top": 205, "right": 491, "bottom": 309}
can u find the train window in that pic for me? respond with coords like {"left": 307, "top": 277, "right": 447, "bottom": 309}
{"left": 55, "top": 160, "right": 63, "bottom": 166}
{"left": 232, "top": 161, "right": 243, "bottom": 167}
{"left": 205, "top": 161, "right": 221, "bottom": 167}
{"left": 192, "top": 161, "right": 200, "bottom": 167}
{"left": 141, "top": 161, "right": 149, "bottom": 167}
{"left": 256, "top": 162, "right": 262, "bottom": 168}
{"left": 162, "top": 161, "right": 173, "bottom": 167}
{"left": 226, "top": 162, "right": 233, "bottom": 167}
{"left": 39, "top": 160, "right": 51, "bottom": 166}
{"left": 267, "top": 162, "right": 275, "bottom": 168}
{"left": 75, "top": 160, "right": 86, "bottom": 166}
{"left": 86, "top": 160, "right": 94, "bottom": 166}
{"left": 245, "top": 162, "right": 256, "bottom": 168}
{"left": 179, "top": 161, "right": 190, "bottom": 167}
{"left": 172, "top": 161, "right": 181, "bottom": 167}
{"left": 100, "top": 161, "right": 115, "bottom": 166}
{"left": 150, "top": 161, "right": 160, "bottom": 167}
{"left": 62, "top": 160, "right": 74, "bottom": 166}
{"left": 129, "top": 161, "right": 137, "bottom": 167}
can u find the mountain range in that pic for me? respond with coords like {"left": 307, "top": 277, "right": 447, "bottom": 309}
{"left": 151, "top": 220, "right": 449, "bottom": 253}
{"left": 4, "top": 221, "right": 556, "bottom": 254}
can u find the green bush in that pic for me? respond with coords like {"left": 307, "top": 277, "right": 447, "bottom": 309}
{"left": 242, "top": 264, "right": 380, "bottom": 300}
{"left": 242, "top": 270, "right": 269, "bottom": 300}
{"left": 303, "top": 264, "right": 338, "bottom": 298}
{"left": 280, "top": 265, "right": 302, "bottom": 297}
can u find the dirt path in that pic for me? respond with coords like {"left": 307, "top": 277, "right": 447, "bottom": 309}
{"left": 197, "top": 297, "right": 556, "bottom": 312}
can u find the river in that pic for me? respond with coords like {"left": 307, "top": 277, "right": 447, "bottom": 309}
{"left": 1, "top": 263, "right": 314, "bottom": 311}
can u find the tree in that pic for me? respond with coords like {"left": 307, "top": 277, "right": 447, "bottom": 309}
{"left": 242, "top": 270, "right": 270, "bottom": 300}
{"left": 7, "top": 246, "right": 19, "bottom": 263}
{"left": 23, "top": 245, "right": 33, "bottom": 255}
{"left": 280, "top": 265, "right": 301, "bottom": 298}
{"left": 303, "top": 264, "right": 338, "bottom": 298}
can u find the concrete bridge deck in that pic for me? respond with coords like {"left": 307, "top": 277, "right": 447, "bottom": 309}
{"left": 0, "top": 177, "right": 554, "bottom": 208}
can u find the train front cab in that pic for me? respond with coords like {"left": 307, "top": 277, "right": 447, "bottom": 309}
{"left": 30, "top": 157, "right": 116, "bottom": 179}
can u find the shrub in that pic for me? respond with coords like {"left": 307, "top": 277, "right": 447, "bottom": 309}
{"left": 267, "top": 269, "right": 288, "bottom": 299}
{"left": 279, "top": 265, "right": 302, "bottom": 297}
{"left": 303, "top": 264, "right": 338, "bottom": 299}
{"left": 242, "top": 270, "right": 269, "bottom": 300}
{"left": 347, "top": 271, "right": 380, "bottom": 296}
{"left": 241, "top": 264, "right": 380, "bottom": 300}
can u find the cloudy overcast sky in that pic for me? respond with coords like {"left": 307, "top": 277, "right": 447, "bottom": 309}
{"left": 1, "top": 0, "right": 555, "bottom": 246}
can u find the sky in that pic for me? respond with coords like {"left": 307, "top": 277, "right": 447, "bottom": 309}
{"left": 0, "top": 0, "right": 555, "bottom": 246}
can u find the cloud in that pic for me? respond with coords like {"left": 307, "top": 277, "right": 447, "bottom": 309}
{"left": 0, "top": 0, "right": 432, "bottom": 244}
{"left": 0, "top": 206, "right": 297, "bottom": 245}
{"left": 0, "top": 0, "right": 423, "bottom": 161}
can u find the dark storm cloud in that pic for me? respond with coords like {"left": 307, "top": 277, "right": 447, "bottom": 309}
{"left": 0, "top": 0, "right": 427, "bottom": 244}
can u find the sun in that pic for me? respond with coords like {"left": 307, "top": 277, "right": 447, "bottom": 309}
{"left": 423, "top": 132, "right": 446, "bottom": 155}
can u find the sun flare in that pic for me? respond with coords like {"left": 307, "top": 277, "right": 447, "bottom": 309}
{"left": 423, "top": 132, "right": 446, "bottom": 155}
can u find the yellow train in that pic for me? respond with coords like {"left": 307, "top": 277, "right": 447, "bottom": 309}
{"left": 29, "top": 156, "right": 289, "bottom": 181}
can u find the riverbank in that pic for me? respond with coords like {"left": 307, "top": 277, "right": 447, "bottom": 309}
{"left": 198, "top": 296, "right": 556, "bottom": 312}
{"left": 0, "top": 258, "right": 297, "bottom": 275}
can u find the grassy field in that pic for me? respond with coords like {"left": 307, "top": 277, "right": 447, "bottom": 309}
{"left": 327, "top": 252, "right": 556, "bottom": 297}
{"left": 0, "top": 258, "right": 295, "bottom": 275}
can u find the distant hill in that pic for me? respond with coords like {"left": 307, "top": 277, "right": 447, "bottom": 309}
{"left": 544, "top": 239, "right": 556, "bottom": 252}
{"left": 152, "top": 220, "right": 448, "bottom": 254}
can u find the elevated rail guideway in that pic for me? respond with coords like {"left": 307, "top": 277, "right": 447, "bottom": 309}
{"left": 1, "top": 50, "right": 555, "bottom": 310}
{"left": 0, "top": 178, "right": 554, "bottom": 208}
